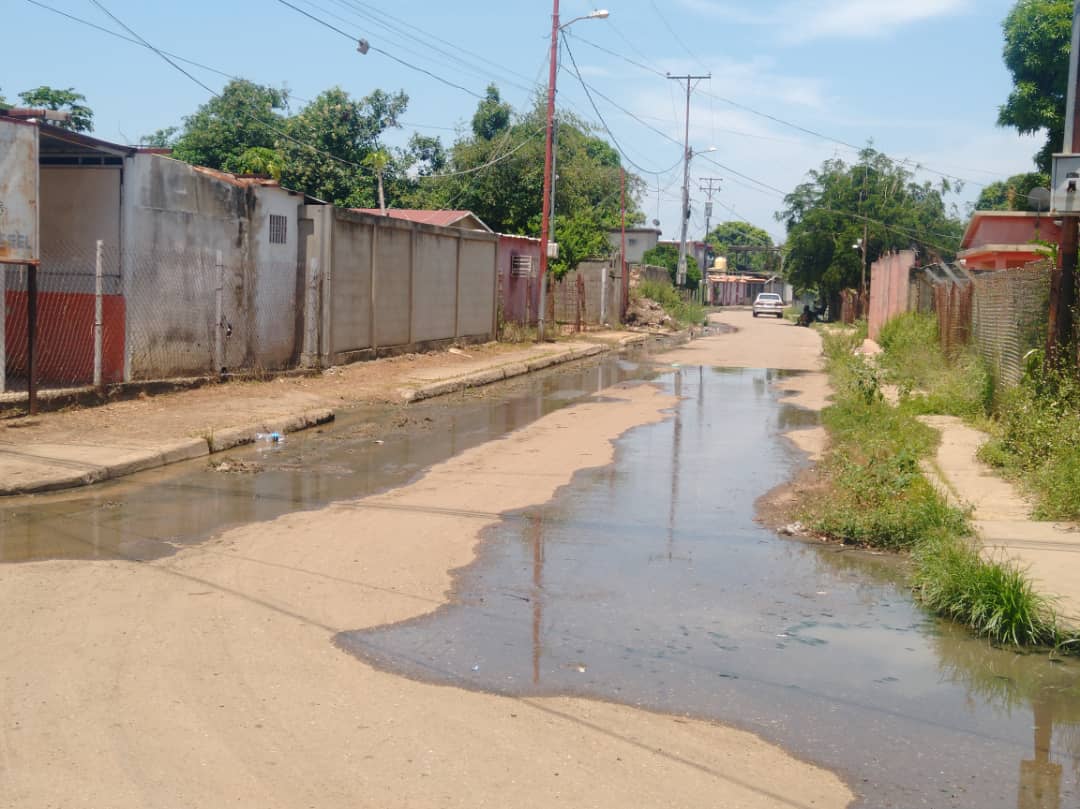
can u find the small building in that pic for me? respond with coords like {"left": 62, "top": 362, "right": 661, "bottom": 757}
{"left": 607, "top": 227, "right": 661, "bottom": 264}
{"left": 351, "top": 209, "right": 493, "bottom": 233}
{"left": 958, "top": 211, "right": 1060, "bottom": 271}
{"left": 496, "top": 233, "right": 542, "bottom": 326}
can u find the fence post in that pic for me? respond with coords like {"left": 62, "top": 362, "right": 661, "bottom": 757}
{"left": 27, "top": 264, "right": 38, "bottom": 415}
{"left": 600, "top": 261, "right": 608, "bottom": 325}
{"left": 0, "top": 265, "right": 5, "bottom": 395}
{"left": 214, "top": 250, "right": 224, "bottom": 375}
{"left": 94, "top": 239, "right": 104, "bottom": 389}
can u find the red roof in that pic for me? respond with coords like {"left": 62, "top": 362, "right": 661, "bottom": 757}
{"left": 350, "top": 209, "right": 491, "bottom": 231}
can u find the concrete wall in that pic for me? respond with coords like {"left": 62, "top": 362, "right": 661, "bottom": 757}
{"left": 608, "top": 229, "right": 660, "bottom": 264}
{"left": 121, "top": 154, "right": 302, "bottom": 379}
{"left": 868, "top": 250, "right": 917, "bottom": 341}
{"left": 301, "top": 207, "right": 498, "bottom": 365}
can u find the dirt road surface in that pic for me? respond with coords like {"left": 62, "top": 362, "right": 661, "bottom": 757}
{"left": 1, "top": 318, "right": 851, "bottom": 809}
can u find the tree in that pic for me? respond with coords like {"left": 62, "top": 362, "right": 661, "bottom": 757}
{"left": 974, "top": 171, "right": 1051, "bottom": 210}
{"left": 17, "top": 86, "right": 93, "bottom": 132}
{"left": 280, "top": 87, "right": 406, "bottom": 207}
{"left": 642, "top": 243, "right": 702, "bottom": 289}
{"left": 999, "top": 0, "right": 1073, "bottom": 172}
{"left": 706, "top": 221, "right": 777, "bottom": 275}
{"left": 408, "top": 92, "right": 645, "bottom": 276}
{"left": 172, "top": 80, "right": 288, "bottom": 171}
{"left": 226, "top": 147, "right": 285, "bottom": 180}
{"left": 778, "top": 148, "right": 963, "bottom": 305}
{"left": 471, "top": 84, "right": 511, "bottom": 140}
{"left": 364, "top": 149, "right": 391, "bottom": 214}
{"left": 139, "top": 126, "right": 179, "bottom": 148}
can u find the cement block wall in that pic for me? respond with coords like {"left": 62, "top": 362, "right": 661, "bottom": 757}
{"left": 553, "top": 260, "right": 622, "bottom": 326}
{"left": 121, "top": 154, "right": 303, "bottom": 379}
{"left": 301, "top": 207, "right": 498, "bottom": 365}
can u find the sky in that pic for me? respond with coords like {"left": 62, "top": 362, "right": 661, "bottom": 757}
{"left": 3, "top": 0, "right": 1045, "bottom": 243}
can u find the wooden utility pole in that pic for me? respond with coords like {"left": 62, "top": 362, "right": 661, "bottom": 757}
{"left": 1048, "top": 0, "right": 1080, "bottom": 364}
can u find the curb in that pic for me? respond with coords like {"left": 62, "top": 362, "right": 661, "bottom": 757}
{"left": 0, "top": 409, "right": 334, "bottom": 497}
{"left": 398, "top": 344, "right": 606, "bottom": 403}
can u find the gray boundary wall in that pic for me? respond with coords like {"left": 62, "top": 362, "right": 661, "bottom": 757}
{"left": 300, "top": 206, "right": 498, "bottom": 366}
{"left": 553, "top": 259, "right": 622, "bottom": 326}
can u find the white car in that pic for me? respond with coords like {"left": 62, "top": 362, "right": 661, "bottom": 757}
{"left": 752, "top": 292, "right": 785, "bottom": 318}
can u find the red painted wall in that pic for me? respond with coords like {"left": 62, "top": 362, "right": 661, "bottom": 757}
{"left": 5, "top": 291, "right": 125, "bottom": 385}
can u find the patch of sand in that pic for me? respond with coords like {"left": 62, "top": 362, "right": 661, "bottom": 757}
{"left": 0, "top": 380, "right": 853, "bottom": 809}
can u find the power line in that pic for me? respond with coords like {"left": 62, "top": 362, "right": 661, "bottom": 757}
{"left": 272, "top": 0, "right": 485, "bottom": 99}
{"left": 568, "top": 32, "right": 988, "bottom": 190}
{"left": 562, "top": 40, "right": 683, "bottom": 177}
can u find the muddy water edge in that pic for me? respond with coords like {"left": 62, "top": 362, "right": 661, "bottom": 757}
{"left": 2, "top": 341, "right": 1079, "bottom": 809}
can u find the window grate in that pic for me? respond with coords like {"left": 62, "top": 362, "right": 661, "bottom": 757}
{"left": 269, "top": 214, "right": 287, "bottom": 245}
{"left": 511, "top": 254, "right": 534, "bottom": 278}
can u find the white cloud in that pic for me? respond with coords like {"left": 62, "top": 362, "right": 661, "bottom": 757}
{"left": 675, "top": 0, "right": 974, "bottom": 42}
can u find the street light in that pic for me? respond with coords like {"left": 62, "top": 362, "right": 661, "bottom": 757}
{"left": 537, "top": 4, "right": 609, "bottom": 342}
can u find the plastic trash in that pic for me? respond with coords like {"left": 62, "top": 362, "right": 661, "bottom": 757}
{"left": 255, "top": 432, "right": 284, "bottom": 444}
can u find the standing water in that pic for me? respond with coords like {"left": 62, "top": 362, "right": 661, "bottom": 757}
{"left": 2, "top": 352, "right": 1078, "bottom": 808}
{"left": 338, "top": 365, "right": 1080, "bottom": 809}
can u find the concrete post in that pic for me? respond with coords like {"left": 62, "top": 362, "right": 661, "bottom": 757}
{"left": 408, "top": 229, "right": 416, "bottom": 345}
{"left": 370, "top": 222, "right": 378, "bottom": 353}
{"left": 600, "top": 260, "right": 608, "bottom": 325}
{"left": 214, "top": 250, "right": 224, "bottom": 375}
{"left": 454, "top": 234, "right": 462, "bottom": 338}
{"left": 94, "top": 239, "right": 104, "bottom": 389}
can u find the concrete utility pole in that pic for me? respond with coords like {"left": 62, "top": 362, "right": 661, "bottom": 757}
{"left": 1048, "top": 0, "right": 1080, "bottom": 364}
{"left": 699, "top": 177, "right": 723, "bottom": 257}
{"left": 668, "top": 73, "right": 710, "bottom": 287}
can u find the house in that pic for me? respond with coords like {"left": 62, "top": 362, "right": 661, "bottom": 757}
{"left": 607, "top": 227, "right": 661, "bottom": 264}
{"left": 351, "top": 209, "right": 493, "bottom": 233}
{"left": 958, "top": 211, "right": 1060, "bottom": 271}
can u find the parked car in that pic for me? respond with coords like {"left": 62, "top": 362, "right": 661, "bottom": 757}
{"left": 752, "top": 292, "right": 785, "bottom": 318}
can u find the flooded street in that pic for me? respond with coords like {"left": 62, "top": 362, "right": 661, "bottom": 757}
{"left": 3, "top": 328, "right": 1078, "bottom": 808}
{"left": 339, "top": 364, "right": 1080, "bottom": 808}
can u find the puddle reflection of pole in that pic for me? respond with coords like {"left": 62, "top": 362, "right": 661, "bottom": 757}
{"left": 528, "top": 512, "right": 545, "bottom": 686}
{"left": 1017, "top": 696, "right": 1062, "bottom": 809}
{"left": 667, "top": 370, "right": 683, "bottom": 561}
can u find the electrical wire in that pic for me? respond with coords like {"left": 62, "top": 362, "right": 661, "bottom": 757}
{"left": 271, "top": 0, "right": 485, "bottom": 99}
{"left": 568, "top": 32, "right": 988, "bottom": 189}
{"left": 562, "top": 39, "right": 682, "bottom": 176}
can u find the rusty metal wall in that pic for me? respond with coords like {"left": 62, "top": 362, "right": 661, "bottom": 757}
{"left": 971, "top": 262, "right": 1052, "bottom": 388}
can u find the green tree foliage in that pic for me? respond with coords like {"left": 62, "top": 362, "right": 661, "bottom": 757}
{"left": 706, "top": 221, "right": 777, "bottom": 274}
{"left": 999, "top": 0, "right": 1073, "bottom": 172}
{"left": 226, "top": 147, "right": 285, "bottom": 181}
{"left": 974, "top": 171, "right": 1051, "bottom": 210}
{"left": 471, "top": 84, "right": 511, "bottom": 140}
{"left": 778, "top": 149, "right": 963, "bottom": 298}
{"left": 172, "top": 80, "right": 288, "bottom": 171}
{"left": 408, "top": 92, "right": 644, "bottom": 275}
{"left": 140, "top": 126, "right": 179, "bottom": 148}
{"left": 17, "top": 86, "right": 94, "bottom": 132}
{"left": 281, "top": 87, "right": 407, "bottom": 207}
{"left": 642, "top": 243, "right": 702, "bottom": 289}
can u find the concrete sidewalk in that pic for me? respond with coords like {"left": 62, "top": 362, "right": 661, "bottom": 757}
{"left": 921, "top": 415, "right": 1080, "bottom": 626}
{"left": 0, "top": 333, "right": 652, "bottom": 496}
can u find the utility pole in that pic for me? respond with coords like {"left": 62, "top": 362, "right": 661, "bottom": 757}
{"left": 669, "top": 73, "right": 710, "bottom": 287}
{"left": 698, "top": 177, "right": 723, "bottom": 257}
{"left": 536, "top": 0, "right": 561, "bottom": 343}
{"left": 1048, "top": 0, "right": 1080, "bottom": 364}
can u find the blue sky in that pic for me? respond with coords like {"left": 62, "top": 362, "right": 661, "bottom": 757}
{"left": 4, "top": 0, "right": 1042, "bottom": 241}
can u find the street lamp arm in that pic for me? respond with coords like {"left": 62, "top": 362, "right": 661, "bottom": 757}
{"left": 560, "top": 9, "right": 609, "bottom": 29}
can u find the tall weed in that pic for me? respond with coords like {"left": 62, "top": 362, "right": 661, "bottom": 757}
{"left": 634, "top": 281, "right": 706, "bottom": 328}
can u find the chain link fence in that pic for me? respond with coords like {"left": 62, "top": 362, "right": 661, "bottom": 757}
{"left": 970, "top": 262, "right": 1052, "bottom": 389}
{"left": 3, "top": 239, "right": 302, "bottom": 402}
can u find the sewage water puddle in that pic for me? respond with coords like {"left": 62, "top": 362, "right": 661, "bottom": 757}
{"left": 337, "top": 366, "right": 1080, "bottom": 809}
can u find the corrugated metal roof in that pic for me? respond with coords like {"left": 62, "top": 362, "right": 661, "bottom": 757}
{"left": 350, "top": 209, "right": 492, "bottom": 232}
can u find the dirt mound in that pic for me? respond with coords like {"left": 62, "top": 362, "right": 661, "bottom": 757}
{"left": 625, "top": 297, "right": 674, "bottom": 329}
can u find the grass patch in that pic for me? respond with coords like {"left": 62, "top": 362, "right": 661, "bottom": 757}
{"left": 912, "top": 534, "right": 1060, "bottom": 647}
{"left": 979, "top": 362, "right": 1080, "bottom": 520}
{"left": 876, "top": 313, "right": 992, "bottom": 419}
{"left": 634, "top": 280, "right": 706, "bottom": 329}
{"left": 808, "top": 325, "right": 1072, "bottom": 650}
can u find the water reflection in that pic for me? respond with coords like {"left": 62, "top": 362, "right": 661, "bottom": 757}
{"left": 340, "top": 366, "right": 1080, "bottom": 809}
